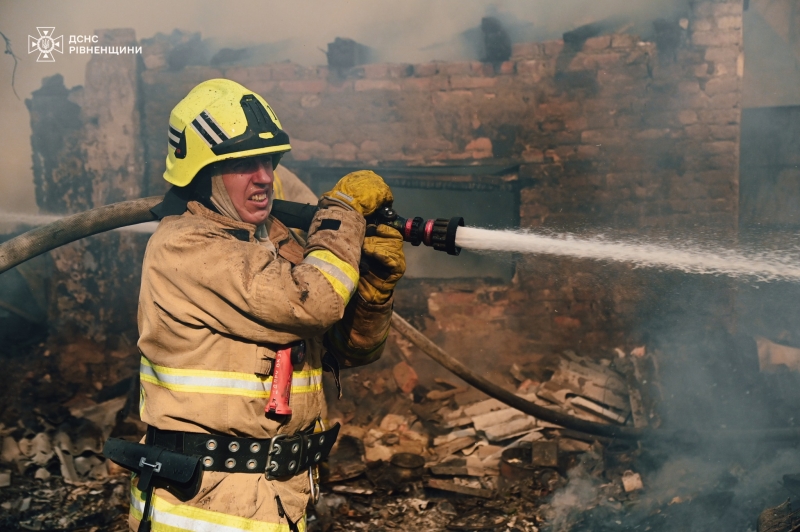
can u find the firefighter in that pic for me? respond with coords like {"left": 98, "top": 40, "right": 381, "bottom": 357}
{"left": 127, "top": 79, "right": 405, "bottom": 531}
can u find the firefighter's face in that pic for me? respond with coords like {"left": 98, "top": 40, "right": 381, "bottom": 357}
{"left": 221, "top": 156, "right": 274, "bottom": 225}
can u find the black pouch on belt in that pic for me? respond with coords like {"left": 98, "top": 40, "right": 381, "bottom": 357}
{"left": 103, "top": 438, "right": 203, "bottom": 501}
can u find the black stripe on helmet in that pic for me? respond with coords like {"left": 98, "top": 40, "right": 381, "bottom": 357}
{"left": 167, "top": 125, "right": 187, "bottom": 159}
{"left": 199, "top": 110, "right": 229, "bottom": 141}
{"left": 168, "top": 129, "right": 180, "bottom": 147}
{"left": 191, "top": 118, "right": 218, "bottom": 147}
{"left": 194, "top": 115, "right": 223, "bottom": 144}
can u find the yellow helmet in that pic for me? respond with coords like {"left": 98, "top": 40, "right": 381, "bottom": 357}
{"left": 164, "top": 79, "right": 291, "bottom": 187}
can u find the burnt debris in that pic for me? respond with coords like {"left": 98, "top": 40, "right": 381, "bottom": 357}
{"left": 325, "top": 37, "right": 373, "bottom": 72}
{"left": 480, "top": 17, "right": 512, "bottom": 65}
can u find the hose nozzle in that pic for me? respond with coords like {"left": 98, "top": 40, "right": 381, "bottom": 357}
{"left": 268, "top": 200, "right": 465, "bottom": 256}
{"left": 367, "top": 206, "right": 465, "bottom": 256}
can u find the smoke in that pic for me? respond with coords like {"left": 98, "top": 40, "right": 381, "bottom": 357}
{"left": 540, "top": 448, "right": 800, "bottom": 531}
{"left": 0, "top": 0, "right": 694, "bottom": 216}
{"left": 541, "top": 465, "right": 603, "bottom": 530}
{"left": 0, "top": 0, "right": 797, "bottom": 216}
{"left": 521, "top": 228, "right": 800, "bottom": 530}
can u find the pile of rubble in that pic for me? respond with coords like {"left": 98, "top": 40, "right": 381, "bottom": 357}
{"left": 10, "top": 331, "right": 785, "bottom": 531}
{"left": 0, "top": 329, "right": 660, "bottom": 531}
{"left": 0, "top": 337, "right": 140, "bottom": 531}
{"left": 313, "top": 346, "right": 662, "bottom": 530}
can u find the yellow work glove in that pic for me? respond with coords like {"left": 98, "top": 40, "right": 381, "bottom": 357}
{"left": 322, "top": 170, "right": 393, "bottom": 216}
{"left": 359, "top": 224, "right": 406, "bottom": 305}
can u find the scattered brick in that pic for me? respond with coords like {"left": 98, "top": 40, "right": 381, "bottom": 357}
{"left": 392, "top": 361, "right": 419, "bottom": 394}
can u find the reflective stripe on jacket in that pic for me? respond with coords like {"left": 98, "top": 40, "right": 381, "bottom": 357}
{"left": 139, "top": 356, "right": 324, "bottom": 398}
{"left": 135, "top": 200, "right": 365, "bottom": 526}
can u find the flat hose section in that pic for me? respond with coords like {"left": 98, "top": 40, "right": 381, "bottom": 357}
{"left": 0, "top": 197, "right": 161, "bottom": 275}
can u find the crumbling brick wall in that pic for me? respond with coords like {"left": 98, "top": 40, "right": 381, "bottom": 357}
{"left": 26, "top": 29, "right": 147, "bottom": 342}
{"left": 29, "top": 0, "right": 743, "bottom": 359}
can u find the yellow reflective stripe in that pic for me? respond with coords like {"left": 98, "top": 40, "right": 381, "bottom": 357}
{"left": 139, "top": 357, "right": 322, "bottom": 398}
{"left": 131, "top": 484, "right": 305, "bottom": 532}
{"left": 303, "top": 250, "right": 358, "bottom": 304}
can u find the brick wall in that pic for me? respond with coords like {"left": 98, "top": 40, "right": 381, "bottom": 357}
{"left": 29, "top": 0, "right": 744, "bottom": 357}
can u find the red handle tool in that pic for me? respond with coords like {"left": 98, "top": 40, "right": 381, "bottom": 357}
{"left": 266, "top": 346, "right": 293, "bottom": 415}
{"left": 265, "top": 342, "right": 304, "bottom": 416}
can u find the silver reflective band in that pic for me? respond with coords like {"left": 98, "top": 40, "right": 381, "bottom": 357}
{"left": 302, "top": 256, "right": 356, "bottom": 295}
{"left": 335, "top": 191, "right": 354, "bottom": 202}
{"left": 140, "top": 357, "right": 322, "bottom": 397}
{"left": 140, "top": 361, "right": 272, "bottom": 393}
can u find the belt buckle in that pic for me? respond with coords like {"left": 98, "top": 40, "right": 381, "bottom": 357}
{"left": 264, "top": 434, "right": 287, "bottom": 480}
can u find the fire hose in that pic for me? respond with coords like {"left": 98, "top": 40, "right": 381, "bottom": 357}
{"left": 2, "top": 198, "right": 800, "bottom": 443}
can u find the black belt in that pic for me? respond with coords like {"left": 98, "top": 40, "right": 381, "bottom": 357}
{"left": 145, "top": 423, "right": 340, "bottom": 479}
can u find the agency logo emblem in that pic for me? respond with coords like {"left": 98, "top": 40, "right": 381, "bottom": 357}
{"left": 28, "top": 27, "right": 63, "bottom": 62}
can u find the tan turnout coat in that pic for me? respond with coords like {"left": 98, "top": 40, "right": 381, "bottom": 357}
{"left": 130, "top": 196, "right": 390, "bottom": 531}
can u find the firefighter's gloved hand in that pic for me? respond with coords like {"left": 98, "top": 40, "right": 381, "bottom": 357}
{"left": 359, "top": 224, "right": 406, "bottom": 305}
{"left": 321, "top": 170, "right": 393, "bottom": 216}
